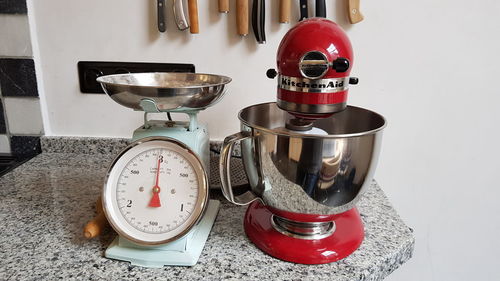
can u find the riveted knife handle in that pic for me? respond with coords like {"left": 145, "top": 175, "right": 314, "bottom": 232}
{"left": 348, "top": 0, "right": 364, "bottom": 24}
{"left": 188, "top": 0, "right": 199, "bottom": 33}
{"left": 315, "top": 0, "right": 326, "bottom": 18}
{"left": 252, "top": 0, "right": 266, "bottom": 44}
{"left": 237, "top": 0, "right": 249, "bottom": 36}
{"left": 299, "top": 0, "right": 308, "bottom": 21}
{"left": 219, "top": 0, "right": 229, "bottom": 13}
{"left": 279, "top": 0, "right": 291, "bottom": 23}
{"left": 173, "top": 0, "right": 189, "bottom": 30}
{"left": 157, "top": 0, "right": 166, "bottom": 32}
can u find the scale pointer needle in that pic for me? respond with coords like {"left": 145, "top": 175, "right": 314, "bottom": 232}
{"left": 148, "top": 155, "right": 162, "bottom": 208}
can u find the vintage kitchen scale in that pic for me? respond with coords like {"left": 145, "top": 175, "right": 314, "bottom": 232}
{"left": 96, "top": 72, "right": 231, "bottom": 267}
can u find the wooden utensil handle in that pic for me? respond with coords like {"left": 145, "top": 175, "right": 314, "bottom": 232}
{"left": 188, "top": 0, "right": 199, "bottom": 33}
{"left": 219, "top": 0, "right": 229, "bottom": 13}
{"left": 83, "top": 213, "right": 108, "bottom": 239}
{"left": 348, "top": 0, "right": 364, "bottom": 24}
{"left": 237, "top": 0, "right": 249, "bottom": 35}
{"left": 279, "top": 0, "right": 291, "bottom": 23}
{"left": 83, "top": 197, "right": 109, "bottom": 239}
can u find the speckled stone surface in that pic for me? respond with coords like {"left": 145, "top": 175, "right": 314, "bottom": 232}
{"left": 41, "top": 136, "right": 242, "bottom": 156}
{"left": 41, "top": 136, "right": 248, "bottom": 189}
{"left": 0, "top": 150, "right": 414, "bottom": 280}
{"left": 41, "top": 136, "right": 131, "bottom": 155}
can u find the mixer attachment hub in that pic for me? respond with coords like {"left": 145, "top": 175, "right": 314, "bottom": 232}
{"left": 285, "top": 118, "right": 314, "bottom": 131}
{"left": 271, "top": 215, "right": 335, "bottom": 240}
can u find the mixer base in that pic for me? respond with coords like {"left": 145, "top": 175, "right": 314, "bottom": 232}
{"left": 244, "top": 201, "right": 364, "bottom": 264}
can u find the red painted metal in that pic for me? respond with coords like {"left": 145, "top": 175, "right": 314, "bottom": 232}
{"left": 277, "top": 88, "right": 348, "bottom": 104}
{"left": 244, "top": 201, "right": 364, "bottom": 264}
{"left": 276, "top": 18, "right": 354, "bottom": 118}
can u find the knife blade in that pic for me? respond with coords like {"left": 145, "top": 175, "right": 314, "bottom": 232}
{"left": 187, "top": 0, "right": 199, "bottom": 33}
{"left": 348, "top": 0, "right": 364, "bottom": 24}
{"left": 315, "top": 0, "right": 326, "bottom": 18}
{"left": 299, "top": 0, "right": 308, "bottom": 21}
{"left": 157, "top": 0, "right": 166, "bottom": 32}
{"left": 252, "top": 0, "right": 266, "bottom": 44}
{"left": 279, "top": 0, "right": 291, "bottom": 23}
{"left": 237, "top": 0, "right": 249, "bottom": 36}
{"left": 173, "top": 0, "right": 189, "bottom": 31}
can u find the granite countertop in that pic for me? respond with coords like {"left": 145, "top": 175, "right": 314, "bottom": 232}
{"left": 0, "top": 141, "right": 414, "bottom": 280}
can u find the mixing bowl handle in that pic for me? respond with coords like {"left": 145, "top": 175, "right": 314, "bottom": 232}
{"left": 219, "top": 131, "right": 260, "bottom": 205}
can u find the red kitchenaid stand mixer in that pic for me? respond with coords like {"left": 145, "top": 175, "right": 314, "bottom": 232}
{"left": 220, "top": 18, "right": 386, "bottom": 264}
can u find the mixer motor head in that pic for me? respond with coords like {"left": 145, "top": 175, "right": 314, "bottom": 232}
{"left": 268, "top": 18, "right": 359, "bottom": 120}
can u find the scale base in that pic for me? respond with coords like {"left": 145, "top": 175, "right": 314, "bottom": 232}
{"left": 105, "top": 200, "right": 220, "bottom": 268}
{"left": 244, "top": 201, "right": 364, "bottom": 264}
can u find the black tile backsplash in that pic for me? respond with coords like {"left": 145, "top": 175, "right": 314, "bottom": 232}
{"left": 10, "top": 136, "right": 41, "bottom": 157}
{"left": 0, "top": 59, "right": 38, "bottom": 97}
{"left": 0, "top": 101, "right": 6, "bottom": 134}
{"left": 0, "top": 0, "right": 27, "bottom": 14}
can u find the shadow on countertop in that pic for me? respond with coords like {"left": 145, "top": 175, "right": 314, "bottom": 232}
{"left": 0, "top": 153, "right": 38, "bottom": 177}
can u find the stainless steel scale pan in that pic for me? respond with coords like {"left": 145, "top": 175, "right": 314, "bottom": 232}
{"left": 97, "top": 72, "right": 232, "bottom": 112}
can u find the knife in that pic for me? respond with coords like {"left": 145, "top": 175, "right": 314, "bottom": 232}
{"left": 348, "top": 0, "right": 364, "bottom": 24}
{"left": 219, "top": 0, "right": 229, "bottom": 13}
{"left": 299, "top": 0, "right": 308, "bottom": 21}
{"left": 157, "top": 0, "right": 166, "bottom": 32}
{"left": 237, "top": 0, "right": 249, "bottom": 36}
{"left": 173, "top": 0, "right": 189, "bottom": 31}
{"left": 315, "top": 0, "right": 326, "bottom": 18}
{"left": 252, "top": 0, "right": 266, "bottom": 44}
{"left": 279, "top": 0, "right": 291, "bottom": 23}
{"left": 187, "top": 0, "right": 199, "bottom": 33}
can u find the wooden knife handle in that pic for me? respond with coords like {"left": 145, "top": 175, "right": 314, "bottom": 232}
{"left": 279, "top": 0, "right": 291, "bottom": 23}
{"left": 83, "top": 197, "right": 109, "bottom": 239}
{"left": 219, "top": 0, "right": 229, "bottom": 13}
{"left": 188, "top": 0, "right": 199, "bottom": 33}
{"left": 348, "top": 0, "right": 364, "bottom": 24}
{"left": 237, "top": 0, "right": 249, "bottom": 35}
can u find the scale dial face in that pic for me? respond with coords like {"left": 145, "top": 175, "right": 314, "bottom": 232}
{"left": 103, "top": 137, "right": 208, "bottom": 245}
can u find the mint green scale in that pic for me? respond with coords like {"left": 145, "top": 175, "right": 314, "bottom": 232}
{"left": 105, "top": 99, "right": 220, "bottom": 268}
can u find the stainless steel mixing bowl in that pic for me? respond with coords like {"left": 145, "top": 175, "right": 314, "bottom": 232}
{"left": 219, "top": 102, "right": 386, "bottom": 216}
{"left": 97, "top": 72, "right": 232, "bottom": 112}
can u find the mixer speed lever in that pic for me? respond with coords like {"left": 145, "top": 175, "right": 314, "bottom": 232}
{"left": 266, "top": 69, "right": 278, "bottom": 79}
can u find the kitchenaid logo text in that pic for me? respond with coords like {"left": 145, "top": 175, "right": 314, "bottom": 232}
{"left": 278, "top": 75, "right": 349, "bottom": 93}
{"left": 281, "top": 77, "right": 344, "bottom": 88}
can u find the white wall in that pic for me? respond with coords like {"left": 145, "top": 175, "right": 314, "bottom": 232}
{"left": 28, "top": 0, "right": 500, "bottom": 280}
